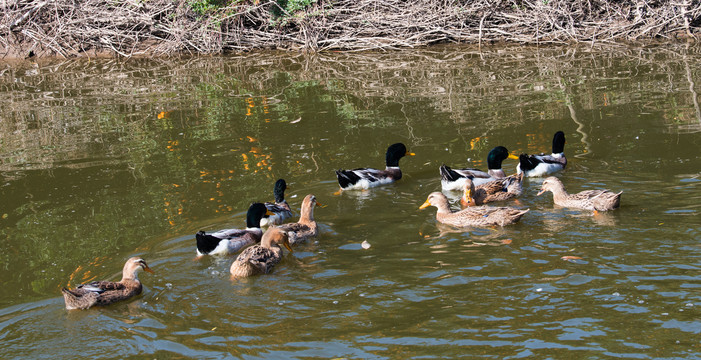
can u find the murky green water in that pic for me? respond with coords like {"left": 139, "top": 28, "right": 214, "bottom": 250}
{"left": 1, "top": 45, "right": 700, "bottom": 359}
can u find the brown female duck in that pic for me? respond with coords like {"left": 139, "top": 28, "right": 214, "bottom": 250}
{"left": 230, "top": 227, "right": 293, "bottom": 278}
{"left": 273, "top": 194, "right": 321, "bottom": 246}
{"left": 420, "top": 192, "right": 528, "bottom": 227}
{"left": 61, "top": 257, "right": 154, "bottom": 310}
{"left": 537, "top": 176, "right": 621, "bottom": 211}
{"left": 460, "top": 173, "right": 523, "bottom": 207}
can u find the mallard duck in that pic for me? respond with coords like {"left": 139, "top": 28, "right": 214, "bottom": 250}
{"left": 195, "top": 203, "right": 273, "bottom": 256}
{"left": 260, "top": 178, "right": 293, "bottom": 226}
{"left": 420, "top": 192, "right": 529, "bottom": 227}
{"left": 537, "top": 176, "right": 621, "bottom": 211}
{"left": 61, "top": 257, "right": 154, "bottom": 310}
{"left": 440, "top": 146, "right": 519, "bottom": 191}
{"left": 517, "top": 131, "right": 567, "bottom": 177}
{"left": 460, "top": 173, "right": 523, "bottom": 207}
{"left": 273, "top": 194, "right": 321, "bottom": 245}
{"left": 230, "top": 227, "right": 293, "bottom": 277}
{"left": 335, "top": 143, "right": 415, "bottom": 190}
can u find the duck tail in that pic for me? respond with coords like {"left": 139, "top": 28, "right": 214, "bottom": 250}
{"left": 195, "top": 231, "right": 220, "bottom": 255}
{"left": 518, "top": 154, "right": 539, "bottom": 171}
{"left": 335, "top": 169, "right": 360, "bottom": 189}
{"left": 439, "top": 164, "right": 462, "bottom": 182}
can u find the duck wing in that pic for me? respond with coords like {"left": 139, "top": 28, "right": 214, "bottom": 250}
{"left": 231, "top": 245, "right": 281, "bottom": 277}
{"left": 261, "top": 201, "right": 293, "bottom": 226}
{"left": 440, "top": 164, "right": 493, "bottom": 191}
{"left": 336, "top": 167, "right": 399, "bottom": 190}
{"left": 275, "top": 222, "right": 317, "bottom": 245}
{"left": 518, "top": 153, "right": 566, "bottom": 176}
{"left": 196, "top": 229, "right": 261, "bottom": 256}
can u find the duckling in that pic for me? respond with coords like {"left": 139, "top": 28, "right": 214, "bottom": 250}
{"left": 420, "top": 192, "right": 528, "bottom": 227}
{"left": 260, "top": 179, "right": 293, "bottom": 226}
{"left": 440, "top": 146, "right": 519, "bottom": 191}
{"left": 61, "top": 257, "right": 154, "bottom": 310}
{"left": 273, "top": 194, "right": 321, "bottom": 245}
{"left": 460, "top": 173, "right": 523, "bottom": 207}
{"left": 230, "top": 227, "right": 293, "bottom": 278}
{"left": 335, "top": 143, "right": 415, "bottom": 190}
{"left": 537, "top": 176, "right": 621, "bottom": 211}
{"left": 517, "top": 131, "right": 567, "bottom": 177}
{"left": 196, "top": 203, "right": 273, "bottom": 256}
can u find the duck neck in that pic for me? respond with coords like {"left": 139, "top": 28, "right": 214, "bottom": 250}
{"left": 552, "top": 132, "right": 566, "bottom": 154}
{"left": 273, "top": 187, "right": 285, "bottom": 204}
{"left": 246, "top": 212, "right": 263, "bottom": 229}
{"left": 121, "top": 268, "right": 140, "bottom": 282}
{"left": 549, "top": 183, "right": 569, "bottom": 201}
{"left": 299, "top": 204, "right": 315, "bottom": 224}
{"left": 433, "top": 197, "right": 453, "bottom": 215}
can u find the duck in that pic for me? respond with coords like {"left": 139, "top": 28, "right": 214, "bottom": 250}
{"left": 537, "top": 176, "right": 621, "bottom": 211}
{"left": 230, "top": 227, "right": 293, "bottom": 278}
{"left": 61, "top": 257, "right": 154, "bottom": 310}
{"left": 420, "top": 192, "right": 529, "bottom": 227}
{"left": 460, "top": 173, "right": 523, "bottom": 207}
{"left": 516, "top": 131, "right": 567, "bottom": 177}
{"left": 273, "top": 194, "right": 321, "bottom": 246}
{"left": 260, "top": 178, "right": 293, "bottom": 226}
{"left": 195, "top": 203, "right": 273, "bottom": 256}
{"left": 440, "top": 146, "right": 519, "bottom": 191}
{"left": 335, "top": 143, "right": 415, "bottom": 190}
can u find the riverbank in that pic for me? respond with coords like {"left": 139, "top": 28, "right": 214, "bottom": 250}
{"left": 1, "top": 0, "right": 700, "bottom": 59}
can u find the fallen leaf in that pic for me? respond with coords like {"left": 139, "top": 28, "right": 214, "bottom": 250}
{"left": 500, "top": 239, "right": 513, "bottom": 245}
{"left": 361, "top": 240, "right": 371, "bottom": 249}
{"left": 561, "top": 256, "right": 583, "bottom": 261}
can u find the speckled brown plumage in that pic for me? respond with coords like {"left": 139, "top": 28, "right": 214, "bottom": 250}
{"left": 274, "top": 194, "right": 321, "bottom": 245}
{"left": 537, "top": 177, "right": 621, "bottom": 211}
{"left": 61, "top": 257, "right": 154, "bottom": 310}
{"left": 461, "top": 173, "right": 523, "bottom": 207}
{"left": 420, "top": 192, "right": 529, "bottom": 227}
{"left": 230, "top": 227, "right": 293, "bottom": 278}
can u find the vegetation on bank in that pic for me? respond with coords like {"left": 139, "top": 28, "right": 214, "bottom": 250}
{"left": 1, "top": 0, "right": 700, "bottom": 58}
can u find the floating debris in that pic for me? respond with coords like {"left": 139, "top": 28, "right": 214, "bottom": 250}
{"left": 561, "top": 256, "right": 583, "bottom": 261}
{"left": 361, "top": 240, "right": 371, "bottom": 249}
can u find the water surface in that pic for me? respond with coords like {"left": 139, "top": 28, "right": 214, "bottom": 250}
{"left": 1, "top": 45, "right": 700, "bottom": 359}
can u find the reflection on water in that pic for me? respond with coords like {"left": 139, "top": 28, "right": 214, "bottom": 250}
{"left": 1, "top": 45, "right": 700, "bottom": 358}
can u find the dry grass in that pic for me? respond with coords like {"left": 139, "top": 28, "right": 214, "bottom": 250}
{"left": 1, "top": 0, "right": 700, "bottom": 58}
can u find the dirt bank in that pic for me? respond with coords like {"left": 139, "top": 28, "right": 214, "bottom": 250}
{"left": 1, "top": 0, "right": 700, "bottom": 59}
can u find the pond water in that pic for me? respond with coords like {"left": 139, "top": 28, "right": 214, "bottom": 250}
{"left": 0, "top": 45, "right": 700, "bottom": 359}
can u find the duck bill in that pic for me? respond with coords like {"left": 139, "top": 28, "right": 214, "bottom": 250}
{"left": 462, "top": 189, "right": 473, "bottom": 205}
{"left": 143, "top": 265, "right": 155, "bottom": 274}
{"left": 406, "top": 151, "right": 416, "bottom": 156}
{"left": 536, "top": 189, "right": 546, "bottom": 196}
{"left": 508, "top": 153, "right": 519, "bottom": 160}
{"left": 265, "top": 209, "right": 276, "bottom": 216}
{"left": 283, "top": 240, "right": 293, "bottom": 253}
{"left": 419, "top": 200, "right": 431, "bottom": 210}
{"left": 315, "top": 200, "right": 327, "bottom": 208}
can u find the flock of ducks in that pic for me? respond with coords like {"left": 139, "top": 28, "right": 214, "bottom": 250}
{"left": 62, "top": 131, "right": 622, "bottom": 310}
